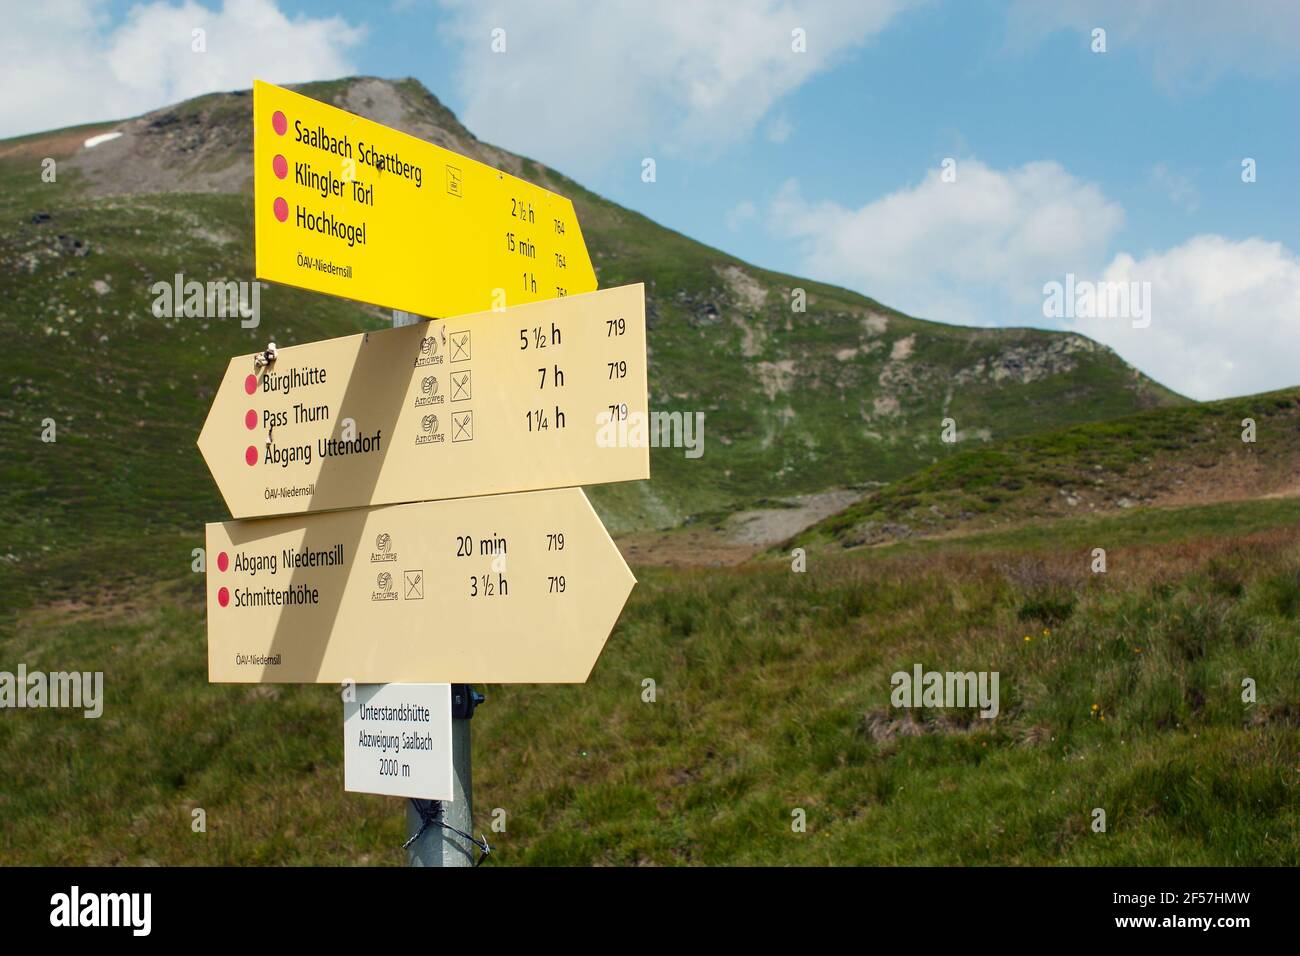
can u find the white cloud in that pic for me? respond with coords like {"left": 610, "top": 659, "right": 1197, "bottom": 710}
{"left": 769, "top": 158, "right": 1125, "bottom": 324}
{"left": 769, "top": 158, "right": 1300, "bottom": 399}
{"left": 0, "top": 0, "right": 364, "bottom": 138}
{"left": 435, "top": 0, "right": 916, "bottom": 173}
{"left": 1065, "top": 236, "right": 1300, "bottom": 401}
{"left": 1006, "top": 0, "right": 1300, "bottom": 88}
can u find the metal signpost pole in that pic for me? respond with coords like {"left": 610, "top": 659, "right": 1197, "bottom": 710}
{"left": 403, "top": 685, "right": 480, "bottom": 866}
{"left": 393, "top": 307, "right": 476, "bottom": 868}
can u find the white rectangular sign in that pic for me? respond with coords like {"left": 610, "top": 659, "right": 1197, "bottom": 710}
{"left": 344, "top": 683, "right": 453, "bottom": 799}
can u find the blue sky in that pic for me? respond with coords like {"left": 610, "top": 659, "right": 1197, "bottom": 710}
{"left": 9, "top": 0, "right": 1300, "bottom": 399}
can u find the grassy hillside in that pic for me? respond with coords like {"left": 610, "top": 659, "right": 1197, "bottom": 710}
{"left": 6, "top": 76, "right": 1288, "bottom": 869}
{"left": 0, "top": 76, "right": 1183, "bottom": 586}
{"left": 792, "top": 387, "right": 1300, "bottom": 551}
{"left": 1, "top": 498, "right": 1296, "bottom": 864}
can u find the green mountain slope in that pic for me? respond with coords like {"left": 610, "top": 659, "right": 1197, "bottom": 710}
{"left": 792, "top": 387, "right": 1300, "bottom": 551}
{"left": 0, "top": 76, "right": 1183, "bottom": 587}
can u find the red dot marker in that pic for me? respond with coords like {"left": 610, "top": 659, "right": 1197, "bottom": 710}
{"left": 272, "top": 111, "right": 287, "bottom": 136}
{"left": 273, "top": 154, "right": 288, "bottom": 179}
{"left": 273, "top": 197, "right": 289, "bottom": 222}
{"left": 245, "top": 374, "right": 257, "bottom": 395}
{"left": 245, "top": 445, "right": 258, "bottom": 466}
{"left": 218, "top": 587, "right": 230, "bottom": 608}
{"left": 217, "top": 551, "right": 229, "bottom": 572}
{"left": 245, "top": 409, "right": 257, "bottom": 430}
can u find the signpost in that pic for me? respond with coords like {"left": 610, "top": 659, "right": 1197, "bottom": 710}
{"left": 205, "top": 487, "right": 636, "bottom": 683}
{"left": 203, "top": 81, "right": 645, "bottom": 866}
{"left": 253, "top": 80, "right": 596, "bottom": 317}
{"left": 197, "top": 284, "right": 649, "bottom": 519}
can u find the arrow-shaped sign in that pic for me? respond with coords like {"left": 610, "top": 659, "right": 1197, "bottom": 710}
{"left": 205, "top": 488, "right": 634, "bottom": 683}
{"left": 197, "top": 284, "right": 649, "bottom": 518}
{"left": 253, "top": 80, "right": 596, "bottom": 317}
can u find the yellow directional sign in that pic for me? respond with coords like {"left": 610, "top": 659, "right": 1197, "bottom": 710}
{"left": 197, "top": 284, "right": 649, "bottom": 519}
{"left": 252, "top": 79, "right": 596, "bottom": 317}
{"left": 206, "top": 488, "right": 634, "bottom": 683}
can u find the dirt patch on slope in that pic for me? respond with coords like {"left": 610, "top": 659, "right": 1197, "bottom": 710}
{"left": 618, "top": 489, "right": 865, "bottom": 566}
{"left": 729, "top": 490, "right": 863, "bottom": 545}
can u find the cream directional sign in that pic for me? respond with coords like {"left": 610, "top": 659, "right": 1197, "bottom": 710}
{"left": 205, "top": 487, "right": 635, "bottom": 683}
{"left": 197, "top": 283, "right": 648, "bottom": 519}
{"left": 253, "top": 79, "right": 596, "bottom": 317}
{"left": 345, "top": 683, "right": 453, "bottom": 800}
